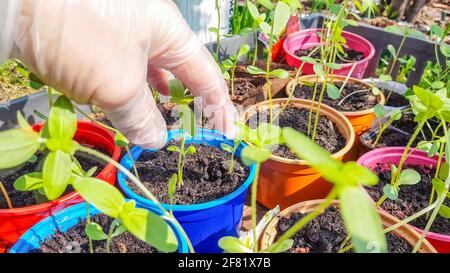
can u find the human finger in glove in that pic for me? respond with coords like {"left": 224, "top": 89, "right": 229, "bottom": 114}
{"left": 0, "top": 0, "right": 238, "bottom": 148}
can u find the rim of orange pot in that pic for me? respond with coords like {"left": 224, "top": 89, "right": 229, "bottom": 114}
{"left": 241, "top": 98, "right": 355, "bottom": 165}
{"left": 259, "top": 199, "right": 437, "bottom": 253}
{"left": 285, "top": 75, "right": 386, "bottom": 116}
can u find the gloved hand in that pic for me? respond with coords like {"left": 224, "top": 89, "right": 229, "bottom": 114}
{"left": 0, "top": 0, "right": 238, "bottom": 148}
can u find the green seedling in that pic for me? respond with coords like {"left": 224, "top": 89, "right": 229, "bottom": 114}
{"left": 220, "top": 138, "right": 241, "bottom": 175}
{"left": 223, "top": 44, "right": 251, "bottom": 97}
{"left": 168, "top": 79, "right": 197, "bottom": 188}
{"left": 245, "top": 0, "right": 269, "bottom": 65}
{"left": 372, "top": 108, "right": 405, "bottom": 147}
{"left": 167, "top": 173, "right": 177, "bottom": 214}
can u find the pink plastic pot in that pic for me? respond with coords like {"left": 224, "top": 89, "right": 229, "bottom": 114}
{"left": 0, "top": 121, "right": 121, "bottom": 252}
{"left": 357, "top": 147, "right": 450, "bottom": 253}
{"left": 283, "top": 28, "right": 375, "bottom": 79}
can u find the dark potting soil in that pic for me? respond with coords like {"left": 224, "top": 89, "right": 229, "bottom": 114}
{"left": 228, "top": 77, "right": 266, "bottom": 106}
{"left": 276, "top": 206, "right": 413, "bottom": 253}
{"left": 157, "top": 102, "right": 178, "bottom": 127}
{"left": 33, "top": 214, "right": 160, "bottom": 253}
{"left": 366, "top": 164, "right": 450, "bottom": 235}
{"left": 127, "top": 141, "right": 249, "bottom": 205}
{"left": 367, "top": 112, "right": 442, "bottom": 148}
{"left": 293, "top": 82, "right": 377, "bottom": 112}
{"left": 383, "top": 90, "right": 410, "bottom": 108}
{"left": 294, "top": 46, "right": 365, "bottom": 64}
{"left": 247, "top": 106, "right": 346, "bottom": 159}
{"left": 0, "top": 150, "right": 107, "bottom": 209}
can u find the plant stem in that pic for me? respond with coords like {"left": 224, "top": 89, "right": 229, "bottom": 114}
{"left": 307, "top": 77, "right": 319, "bottom": 137}
{"left": 178, "top": 136, "right": 186, "bottom": 188}
{"left": 85, "top": 202, "right": 94, "bottom": 254}
{"left": 125, "top": 146, "right": 140, "bottom": 181}
{"left": 266, "top": 32, "right": 274, "bottom": 122}
{"left": 388, "top": 35, "right": 407, "bottom": 77}
{"left": 105, "top": 219, "right": 119, "bottom": 253}
{"left": 231, "top": 63, "right": 237, "bottom": 97}
{"left": 251, "top": 163, "right": 261, "bottom": 253}
{"left": 215, "top": 0, "right": 221, "bottom": 60}
{"left": 337, "top": 89, "right": 371, "bottom": 106}
{"left": 0, "top": 181, "right": 13, "bottom": 209}
{"left": 373, "top": 119, "right": 394, "bottom": 147}
{"left": 77, "top": 145, "right": 195, "bottom": 253}
{"left": 269, "top": 188, "right": 338, "bottom": 251}
{"left": 252, "top": 32, "right": 258, "bottom": 66}
{"left": 47, "top": 87, "right": 53, "bottom": 109}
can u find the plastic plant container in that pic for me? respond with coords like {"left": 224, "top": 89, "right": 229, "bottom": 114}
{"left": 117, "top": 128, "right": 256, "bottom": 253}
{"left": 9, "top": 202, "right": 188, "bottom": 253}
{"left": 283, "top": 28, "right": 375, "bottom": 78}
{"left": 0, "top": 121, "right": 121, "bottom": 252}
{"left": 357, "top": 147, "right": 450, "bottom": 253}
{"left": 260, "top": 199, "right": 437, "bottom": 253}
{"left": 241, "top": 98, "right": 355, "bottom": 210}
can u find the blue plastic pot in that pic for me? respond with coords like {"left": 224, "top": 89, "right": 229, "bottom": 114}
{"left": 9, "top": 202, "right": 189, "bottom": 253}
{"left": 118, "top": 129, "right": 256, "bottom": 253}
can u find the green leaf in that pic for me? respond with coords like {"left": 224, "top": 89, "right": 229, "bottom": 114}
{"left": 0, "top": 128, "right": 40, "bottom": 169}
{"left": 272, "top": 1, "right": 291, "bottom": 37}
{"left": 259, "top": 22, "right": 272, "bottom": 34}
{"left": 387, "top": 44, "right": 396, "bottom": 56}
{"left": 33, "top": 109, "right": 48, "bottom": 121}
{"left": 220, "top": 143, "right": 234, "bottom": 153}
{"left": 327, "top": 63, "right": 341, "bottom": 70}
{"left": 85, "top": 223, "right": 109, "bottom": 241}
{"left": 427, "top": 142, "right": 439, "bottom": 157}
{"left": 168, "top": 79, "right": 186, "bottom": 100}
{"left": 186, "top": 145, "right": 197, "bottom": 155}
{"left": 43, "top": 150, "right": 72, "bottom": 200}
{"left": 14, "top": 172, "right": 43, "bottom": 191}
{"left": 29, "top": 73, "right": 44, "bottom": 90}
{"left": 432, "top": 178, "right": 446, "bottom": 196}
{"left": 72, "top": 177, "right": 125, "bottom": 218}
{"left": 270, "top": 69, "right": 289, "bottom": 79}
{"left": 313, "top": 64, "right": 325, "bottom": 79}
{"left": 430, "top": 24, "right": 444, "bottom": 39}
{"left": 383, "top": 184, "right": 399, "bottom": 200}
{"left": 247, "top": 0, "right": 260, "bottom": 19}
{"left": 114, "top": 132, "right": 129, "bottom": 148}
{"left": 438, "top": 162, "right": 449, "bottom": 180}
{"left": 340, "top": 187, "right": 387, "bottom": 253}
{"left": 241, "top": 146, "right": 271, "bottom": 166}
{"left": 17, "top": 112, "right": 30, "bottom": 129}
{"left": 431, "top": 81, "right": 445, "bottom": 90}
{"left": 218, "top": 236, "right": 252, "bottom": 253}
{"left": 340, "top": 162, "right": 379, "bottom": 186}
{"left": 167, "top": 145, "right": 180, "bottom": 153}
{"left": 257, "top": 123, "right": 284, "bottom": 146}
{"left": 168, "top": 173, "right": 177, "bottom": 205}
{"left": 397, "top": 169, "right": 421, "bottom": 186}
{"left": 237, "top": 44, "right": 251, "bottom": 59}
{"left": 258, "top": 0, "right": 275, "bottom": 10}
{"left": 264, "top": 239, "right": 294, "bottom": 253}
{"left": 300, "top": 56, "right": 317, "bottom": 64}
{"left": 246, "top": 66, "right": 266, "bottom": 75}
{"left": 391, "top": 109, "right": 402, "bottom": 120}
{"left": 379, "top": 74, "right": 392, "bottom": 82}
{"left": 414, "top": 86, "right": 444, "bottom": 110}
{"left": 439, "top": 205, "right": 450, "bottom": 219}
{"left": 121, "top": 207, "right": 178, "bottom": 252}
{"left": 48, "top": 96, "right": 77, "bottom": 140}
{"left": 440, "top": 43, "right": 450, "bottom": 57}
{"left": 326, "top": 84, "right": 340, "bottom": 100}
{"left": 374, "top": 104, "right": 386, "bottom": 118}
{"left": 179, "top": 104, "right": 196, "bottom": 137}
{"left": 208, "top": 27, "right": 219, "bottom": 34}
{"left": 85, "top": 167, "right": 97, "bottom": 177}
{"left": 111, "top": 223, "right": 128, "bottom": 238}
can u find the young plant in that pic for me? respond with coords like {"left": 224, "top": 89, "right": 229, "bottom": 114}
{"left": 167, "top": 79, "right": 197, "bottom": 188}
{"left": 220, "top": 138, "right": 242, "bottom": 175}
{"left": 167, "top": 173, "right": 177, "bottom": 214}
{"left": 224, "top": 44, "right": 251, "bottom": 97}
{"left": 245, "top": 0, "right": 268, "bottom": 66}
{"left": 372, "top": 108, "right": 405, "bottom": 147}
{"left": 0, "top": 95, "right": 193, "bottom": 253}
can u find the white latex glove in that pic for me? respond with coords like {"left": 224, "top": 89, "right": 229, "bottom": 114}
{"left": 0, "top": 0, "right": 238, "bottom": 148}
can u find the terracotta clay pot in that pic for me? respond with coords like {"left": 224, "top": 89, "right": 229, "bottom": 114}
{"left": 260, "top": 199, "right": 437, "bottom": 253}
{"left": 241, "top": 98, "right": 355, "bottom": 209}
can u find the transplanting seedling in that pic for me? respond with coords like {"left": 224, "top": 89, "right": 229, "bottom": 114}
{"left": 168, "top": 79, "right": 197, "bottom": 188}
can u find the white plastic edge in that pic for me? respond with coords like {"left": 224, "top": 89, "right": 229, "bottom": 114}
{"left": 0, "top": 0, "right": 22, "bottom": 63}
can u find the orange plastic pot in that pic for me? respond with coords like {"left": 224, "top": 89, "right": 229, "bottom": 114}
{"left": 241, "top": 98, "right": 354, "bottom": 210}
{"left": 260, "top": 199, "right": 437, "bottom": 253}
{"left": 0, "top": 121, "right": 121, "bottom": 252}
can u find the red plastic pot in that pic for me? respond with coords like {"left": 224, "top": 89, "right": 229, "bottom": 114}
{"left": 283, "top": 28, "right": 375, "bottom": 78}
{"left": 0, "top": 121, "right": 121, "bottom": 252}
{"left": 357, "top": 147, "right": 450, "bottom": 253}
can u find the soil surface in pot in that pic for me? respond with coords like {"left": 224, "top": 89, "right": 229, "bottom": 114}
{"left": 276, "top": 206, "right": 413, "bottom": 253}
{"left": 365, "top": 113, "right": 442, "bottom": 148}
{"left": 383, "top": 90, "right": 409, "bottom": 108}
{"left": 366, "top": 164, "right": 449, "bottom": 235}
{"left": 247, "top": 105, "right": 346, "bottom": 159}
{"left": 293, "top": 82, "right": 378, "bottom": 112}
{"left": 0, "top": 149, "right": 107, "bottom": 209}
{"left": 32, "top": 214, "right": 160, "bottom": 253}
{"left": 127, "top": 140, "right": 249, "bottom": 205}
{"left": 294, "top": 46, "right": 365, "bottom": 64}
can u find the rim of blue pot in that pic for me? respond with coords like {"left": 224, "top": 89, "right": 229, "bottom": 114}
{"left": 9, "top": 201, "right": 189, "bottom": 253}
{"left": 117, "top": 128, "right": 256, "bottom": 212}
